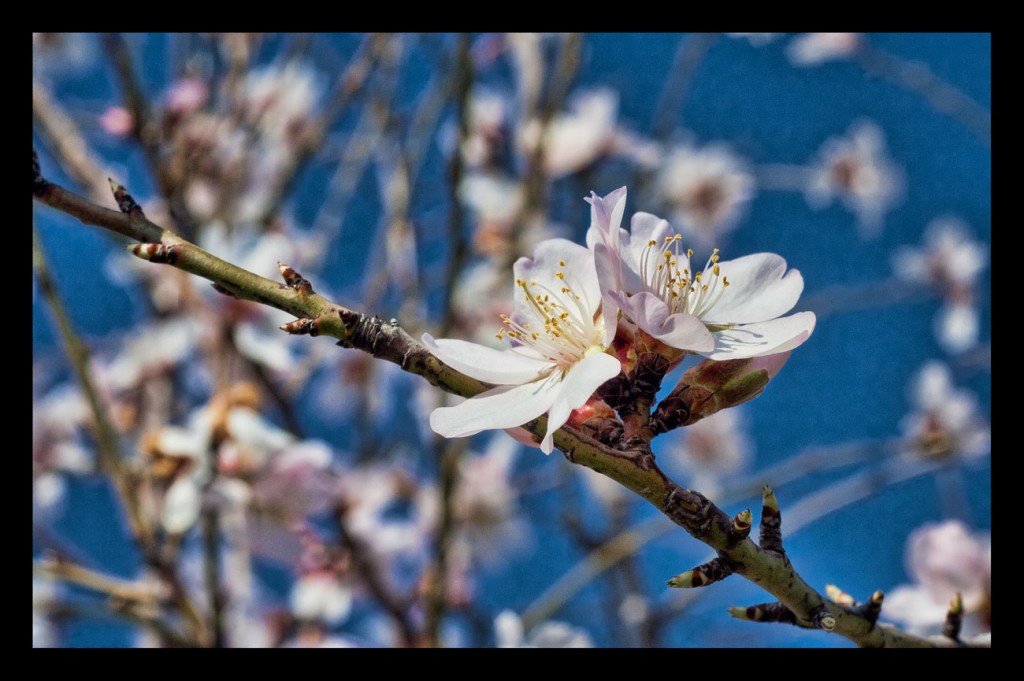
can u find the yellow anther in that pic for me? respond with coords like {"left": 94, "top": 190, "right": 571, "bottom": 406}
{"left": 713, "top": 264, "right": 720, "bottom": 276}
{"left": 559, "top": 260, "right": 566, "bottom": 267}
{"left": 687, "top": 249, "right": 693, "bottom": 258}
{"left": 555, "top": 272, "right": 565, "bottom": 279}
{"left": 648, "top": 239, "right": 657, "bottom": 247}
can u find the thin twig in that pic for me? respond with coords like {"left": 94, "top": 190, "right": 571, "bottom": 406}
{"left": 650, "top": 33, "right": 719, "bottom": 142}
{"left": 855, "top": 39, "right": 991, "bottom": 148}
{"left": 32, "top": 223, "right": 150, "bottom": 546}
{"left": 32, "top": 78, "right": 113, "bottom": 203}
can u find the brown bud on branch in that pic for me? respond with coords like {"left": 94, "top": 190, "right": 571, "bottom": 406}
{"left": 108, "top": 178, "right": 144, "bottom": 216}
{"left": 667, "top": 556, "right": 735, "bottom": 589}
{"left": 280, "top": 318, "right": 321, "bottom": 337}
{"left": 728, "top": 601, "right": 799, "bottom": 626}
{"left": 942, "top": 592, "right": 964, "bottom": 641}
{"left": 278, "top": 262, "right": 314, "bottom": 294}
{"left": 128, "top": 242, "right": 180, "bottom": 264}
{"left": 861, "top": 589, "right": 884, "bottom": 625}
{"left": 759, "top": 485, "right": 784, "bottom": 555}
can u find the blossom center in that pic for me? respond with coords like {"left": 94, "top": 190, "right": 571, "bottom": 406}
{"left": 495, "top": 261, "right": 603, "bottom": 371}
{"left": 637, "top": 235, "right": 730, "bottom": 320}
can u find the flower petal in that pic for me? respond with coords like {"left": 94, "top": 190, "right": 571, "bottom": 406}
{"left": 704, "top": 311, "right": 816, "bottom": 360}
{"left": 584, "top": 186, "right": 627, "bottom": 250}
{"left": 429, "top": 373, "right": 562, "bottom": 439}
{"left": 702, "top": 253, "right": 804, "bottom": 324}
{"left": 541, "top": 351, "right": 622, "bottom": 453}
{"left": 422, "top": 334, "right": 552, "bottom": 385}
{"left": 613, "top": 291, "right": 715, "bottom": 353}
{"left": 593, "top": 243, "right": 621, "bottom": 346}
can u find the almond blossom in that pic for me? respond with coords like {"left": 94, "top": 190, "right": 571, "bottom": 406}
{"left": 424, "top": 238, "right": 621, "bottom": 454}
{"left": 586, "top": 187, "right": 815, "bottom": 361}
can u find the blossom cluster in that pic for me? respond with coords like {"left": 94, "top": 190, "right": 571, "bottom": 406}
{"left": 425, "top": 187, "right": 816, "bottom": 453}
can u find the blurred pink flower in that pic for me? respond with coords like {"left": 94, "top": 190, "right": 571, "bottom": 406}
{"left": 885, "top": 521, "right": 991, "bottom": 638}
{"left": 99, "top": 106, "right": 134, "bottom": 136}
{"left": 165, "top": 77, "right": 209, "bottom": 118}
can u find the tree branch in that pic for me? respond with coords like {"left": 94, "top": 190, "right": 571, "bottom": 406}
{"left": 31, "top": 162, "right": 981, "bottom": 648}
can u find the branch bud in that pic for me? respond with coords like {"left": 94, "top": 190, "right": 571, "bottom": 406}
{"left": 280, "top": 318, "right": 320, "bottom": 336}
{"left": 652, "top": 352, "right": 791, "bottom": 433}
{"left": 278, "top": 262, "right": 314, "bottom": 294}
{"left": 825, "top": 584, "right": 857, "bottom": 606}
{"left": 861, "top": 589, "right": 883, "bottom": 624}
{"left": 727, "top": 601, "right": 798, "bottom": 625}
{"left": 729, "top": 508, "right": 753, "bottom": 542}
{"left": 942, "top": 592, "right": 964, "bottom": 641}
{"left": 667, "top": 557, "right": 734, "bottom": 589}
{"left": 759, "top": 485, "right": 784, "bottom": 555}
{"left": 108, "top": 178, "right": 144, "bottom": 215}
{"left": 129, "top": 242, "right": 179, "bottom": 264}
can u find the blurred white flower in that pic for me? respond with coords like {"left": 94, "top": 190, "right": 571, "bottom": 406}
{"left": 99, "top": 317, "right": 203, "bottom": 392}
{"left": 233, "top": 321, "right": 297, "bottom": 374}
{"left": 452, "top": 434, "right": 530, "bottom": 563}
{"left": 290, "top": 571, "right": 353, "bottom": 625}
{"left": 805, "top": 120, "right": 904, "bottom": 237}
{"left": 893, "top": 217, "right": 988, "bottom": 354}
{"left": 900, "top": 361, "right": 989, "bottom": 461}
{"left": 885, "top": 521, "right": 991, "bottom": 637}
{"left": 519, "top": 89, "right": 619, "bottom": 178}
{"left": 162, "top": 474, "right": 203, "bottom": 534}
{"left": 337, "top": 465, "right": 433, "bottom": 562}
{"left": 494, "top": 610, "right": 594, "bottom": 648}
{"left": 242, "top": 62, "right": 321, "bottom": 145}
{"left": 460, "top": 91, "right": 509, "bottom": 169}
{"left": 654, "top": 141, "right": 756, "bottom": 247}
{"left": 726, "top": 33, "right": 780, "bottom": 47}
{"left": 787, "top": 33, "right": 862, "bottom": 66}
{"left": 619, "top": 592, "right": 650, "bottom": 626}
